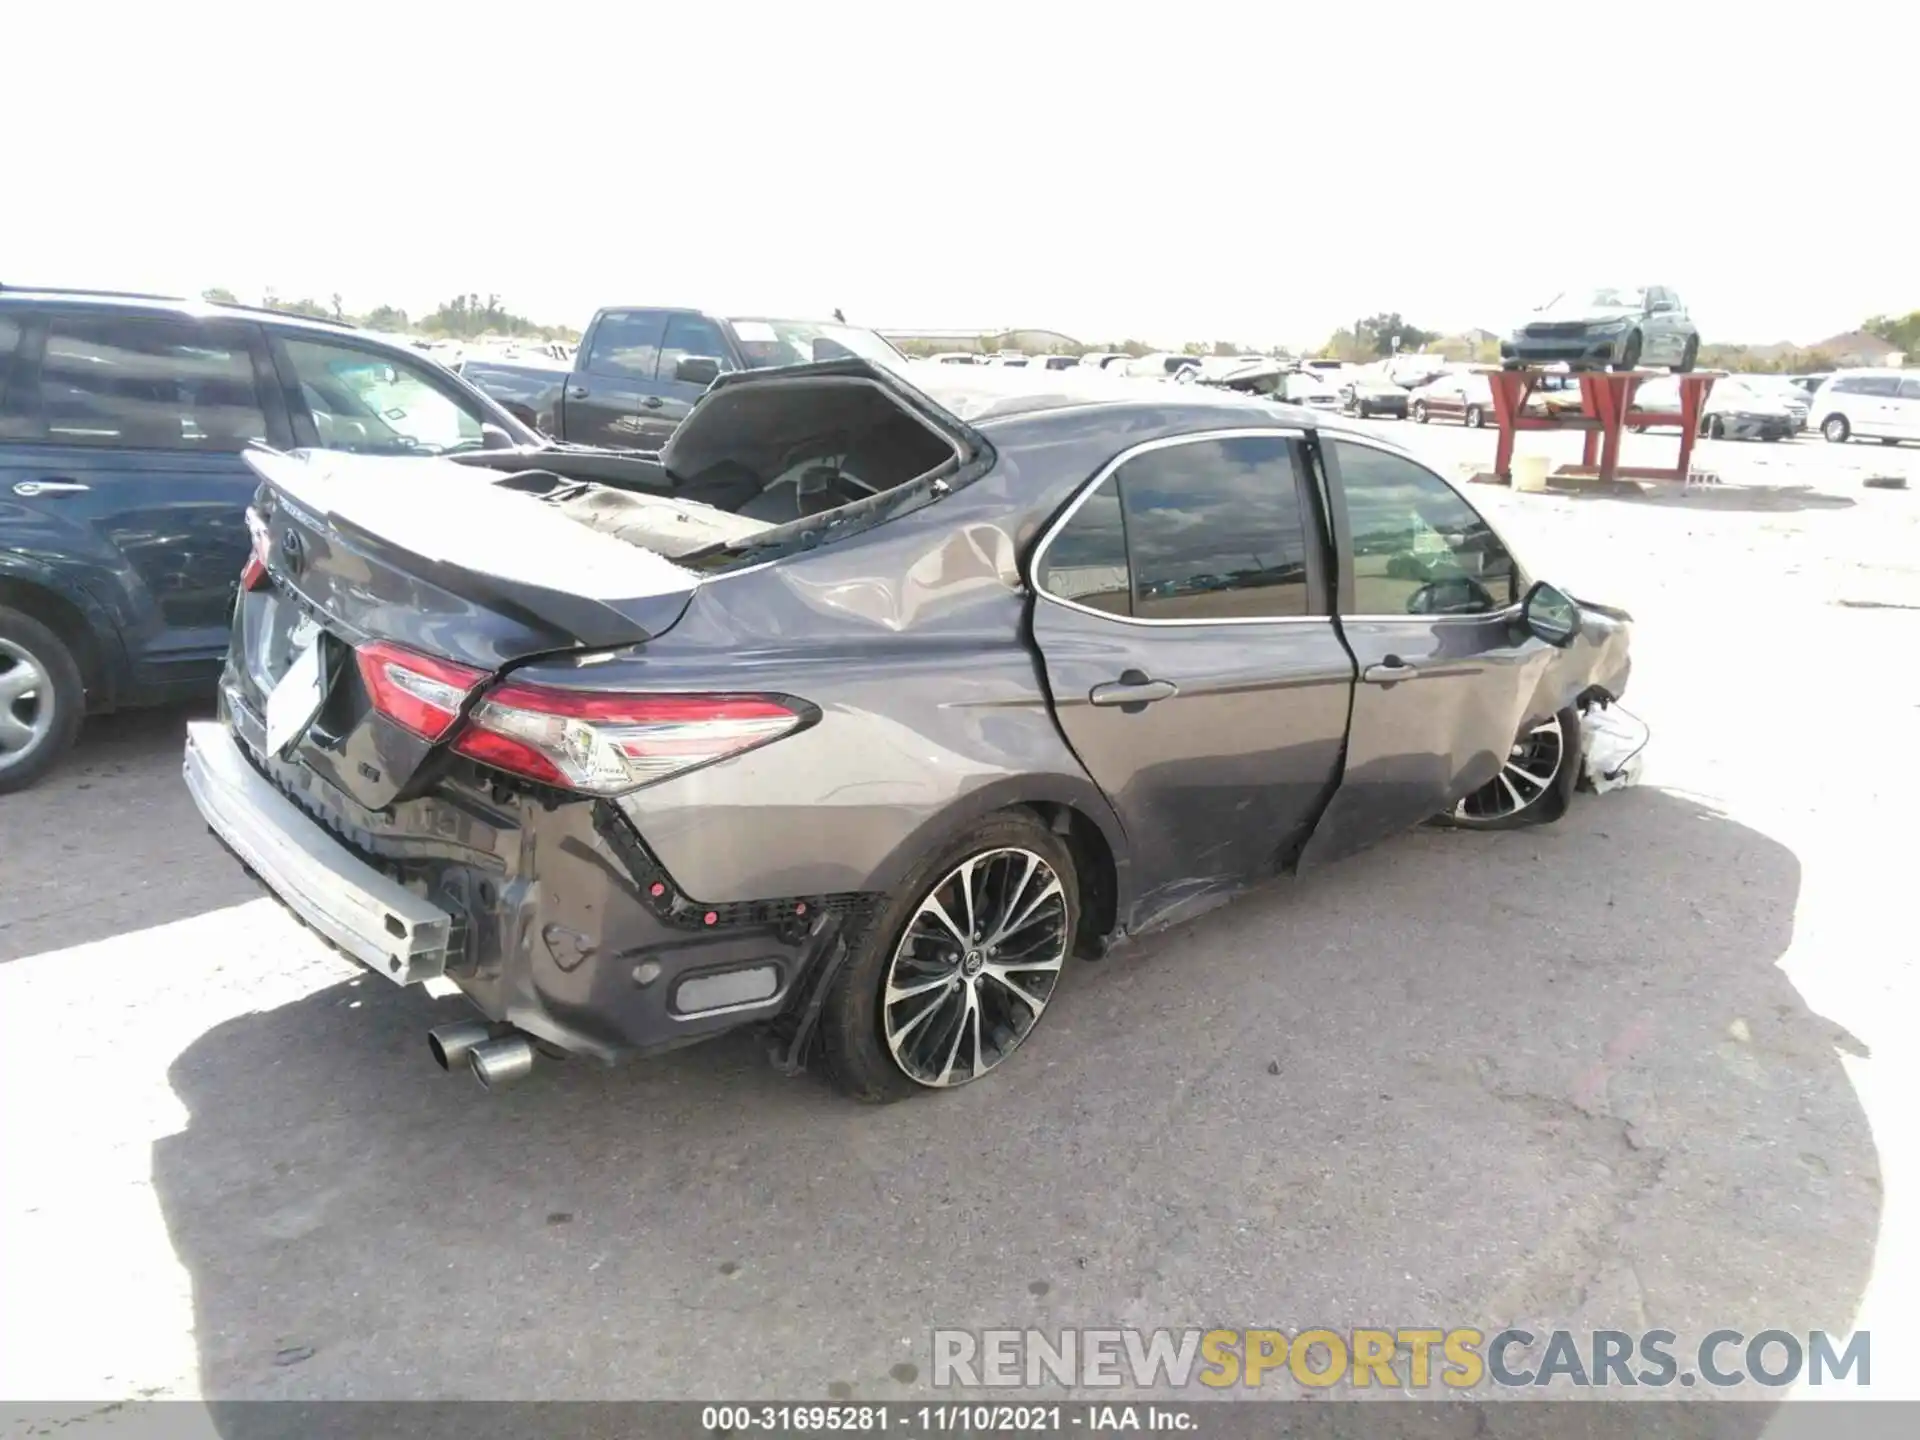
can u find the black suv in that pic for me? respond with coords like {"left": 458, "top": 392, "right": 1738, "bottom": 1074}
{"left": 0, "top": 287, "right": 543, "bottom": 791}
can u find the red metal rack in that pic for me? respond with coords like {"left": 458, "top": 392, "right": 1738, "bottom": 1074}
{"left": 1484, "top": 368, "right": 1721, "bottom": 486}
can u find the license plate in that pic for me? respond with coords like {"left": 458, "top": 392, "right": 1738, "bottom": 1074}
{"left": 265, "top": 637, "right": 329, "bottom": 757}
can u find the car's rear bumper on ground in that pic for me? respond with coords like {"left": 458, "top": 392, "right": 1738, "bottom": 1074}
{"left": 184, "top": 722, "right": 455, "bottom": 985}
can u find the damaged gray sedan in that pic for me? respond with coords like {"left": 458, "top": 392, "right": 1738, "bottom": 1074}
{"left": 183, "top": 362, "right": 1639, "bottom": 1101}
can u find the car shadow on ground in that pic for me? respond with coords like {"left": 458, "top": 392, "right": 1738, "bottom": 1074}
{"left": 0, "top": 700, "right": 261, "bottom": 963}
{"left": 153, "top": 787, "right": 1877, "bottom": 1419}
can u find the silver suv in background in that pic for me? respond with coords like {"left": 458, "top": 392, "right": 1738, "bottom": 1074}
{"left": 1811, "top": 369, "right": 1920, "bottom": 446}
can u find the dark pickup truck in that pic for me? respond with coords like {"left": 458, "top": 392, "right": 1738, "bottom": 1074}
{"left": 458, "top": 307, "right": 911, "bottom": 448}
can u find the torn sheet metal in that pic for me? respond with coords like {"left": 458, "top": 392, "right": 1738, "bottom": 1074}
{"left": 1581, "top": 705, "right": 1649, "bottom": 794}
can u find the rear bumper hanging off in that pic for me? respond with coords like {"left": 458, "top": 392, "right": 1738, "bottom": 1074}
{"left": 183, "top": 721, "right": 455, "bottom": 984}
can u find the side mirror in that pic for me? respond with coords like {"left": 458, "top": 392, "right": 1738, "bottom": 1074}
{"left": 480, "top": 423, "right": 517, "bottom": 451}
{"left": 1522, "top": 580, "right": 1582, "bottom": 648}
{"left": 674, "top": 355, "right": 722, "bottom": 387}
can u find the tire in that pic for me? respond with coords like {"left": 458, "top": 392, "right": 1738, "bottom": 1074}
{"left": 819, "top": 811, "right": 1079, "bottom": 1103}
{"left": 1613, "top": 331, "right": 1643, "bottom": 372}
{"left": 0, "top": 605, "right": 85, "bottom": 795}
{"left": 1673, "top": 335, "right": 1698, "bottom": 373}
{"left": 1464, "top": 405, "right": 1485, "bottom": 429}
{"left": 1438, "top": 707, "right": 1580, "bottom": 831}
{"left": 1822, "top": 415, "right": 1851, "bottom": 444}
{"left": 1413, "top": 401, "right": 1429, "bottom": 423}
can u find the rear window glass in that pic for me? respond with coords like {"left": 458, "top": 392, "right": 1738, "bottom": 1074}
{"left": 34, "top": 315, "right": 268, "bottom": 450}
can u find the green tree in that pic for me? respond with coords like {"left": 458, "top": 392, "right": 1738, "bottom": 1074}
{"left": 271, "top": 297, "right": 334, "bottom": 319}
{"left": 415, "top": 294, "right": 577, "bottom": 342}
{"left": 1864, "top": 311, "right": 1920, "bottom": 355}
{"left": 361, "top": 304, "right": 410, "bottom": 332}
{"left": 201, "top": 286, "right": 239, "bottom": 305}
{"left": 1358, "top": 312, "right": 1437, "bottom": 357}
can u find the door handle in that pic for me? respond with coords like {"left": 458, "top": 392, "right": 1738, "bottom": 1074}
{"left": 641, "top": 396, "right": 665, "bottom": 409}
{"left": 567, "top": 385, "right": 590, "bottom": 400}
{"left": 1362, "top": 657, "right": 1418, "bottom": 684}
{"left": 12, "top": 480, "right": 92, "bottom": 497}
{"left": 1089, "top": 675, "right": 1178, "bottom": 707}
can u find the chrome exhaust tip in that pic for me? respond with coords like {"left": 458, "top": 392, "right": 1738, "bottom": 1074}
{"left": 469, "top": 1034, "right": 537, "bottom": 1091}
{"left": 427, "top": 1021, "right": 495, "bottom": 1073}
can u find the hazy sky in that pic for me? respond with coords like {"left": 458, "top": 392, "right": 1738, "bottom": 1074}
{"left": 11, "top": 2, "right": 1909, "bottom": 349}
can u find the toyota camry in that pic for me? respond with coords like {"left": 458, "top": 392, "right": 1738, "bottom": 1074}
{"left": 183, "top": 362, "right": 1638, "bottom": 1101}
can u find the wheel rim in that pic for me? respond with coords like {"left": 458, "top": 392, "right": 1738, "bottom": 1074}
{"left": 882, "top": 847, "right": 1068, "bottom": 1088}
{"left": 1825, "top": 418, "right": 1846, "bottom": 442}
{"left": 1453, "top": 714, "right": 1565, "bottom": 822}
{"left": 0, "top": 640, "right": 56, "bottom": 773}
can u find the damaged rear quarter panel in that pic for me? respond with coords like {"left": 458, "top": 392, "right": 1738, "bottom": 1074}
{"left": 517, "top": 457, "right": 1134, "bottom": 911}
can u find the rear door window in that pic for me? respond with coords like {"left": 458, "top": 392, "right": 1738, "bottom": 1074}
{"left": 1843, "top": 375, "right": 1900, "bottom": 397}
{"left": 1897, "top": 378, "right": 1920, "bottom": 401}
{"left": 34, "top": 314, "right": 268, "bottom": 450}
{"left": 583, "top": 310, "right": 668, "bottom": 379}
{"left": 1120, "top": 435, "right": 1311, "bottom": 620}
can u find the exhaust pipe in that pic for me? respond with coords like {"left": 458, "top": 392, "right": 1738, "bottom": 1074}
{"left": 469, "top": 1033, "right": 538, "bottom": 1091}
{"left": 427, "top": 1021, "right": 495, "bottom": 1073}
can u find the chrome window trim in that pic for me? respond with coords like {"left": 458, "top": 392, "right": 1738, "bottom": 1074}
{"left": 1321, "top": 431, "right": 1529, "bottom": 625}
{"left": 1029, "top": 426, "right": 1329, "bottom": 628}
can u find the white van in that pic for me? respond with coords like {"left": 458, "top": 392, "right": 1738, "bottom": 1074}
{"left": 1811, "top": 369, "right": 1920, "bottom": 446}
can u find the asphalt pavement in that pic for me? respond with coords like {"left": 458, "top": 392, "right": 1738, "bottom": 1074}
{"left": 3, "top": 421, "right": 1917, "bottom": 1413}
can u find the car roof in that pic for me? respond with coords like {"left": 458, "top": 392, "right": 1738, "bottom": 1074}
{"left": 0, "top": 285, "right": 367, "bottom": 339}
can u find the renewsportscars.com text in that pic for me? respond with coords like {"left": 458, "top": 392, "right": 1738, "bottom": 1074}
{"left": 932, "top": 1327, "right": 1870, "bottom": 1390}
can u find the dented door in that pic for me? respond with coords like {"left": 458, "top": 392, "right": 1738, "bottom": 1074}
{"left": 1300, "top": 437, "right": 1556, "bottom": 866}
{"left": 1029, "top": 431, "right": 1353, "bottom": 928}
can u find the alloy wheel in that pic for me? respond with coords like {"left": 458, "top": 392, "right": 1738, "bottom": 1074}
{"left": 0, "top": 640, "right": 56, "bottom": 775}
{"left": 1453, "top": 714, "right": 1565, "bottom": 822}
{"left": 882, "top": 847, "right": 1069, "bottom": 1088}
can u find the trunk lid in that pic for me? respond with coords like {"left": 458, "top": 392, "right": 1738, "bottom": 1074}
{"left": 233, "top": 449, "right": 699, "bottom": 809}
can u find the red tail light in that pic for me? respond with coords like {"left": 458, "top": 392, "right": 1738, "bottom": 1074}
{"left": 355, "top": 642, "right": 487, "bottom": 741}
{"left": 452, "top": 683, "right": 808, "bottom": 795}
{"left": 241, "top": 507, "right": 271, "bottom": 592}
